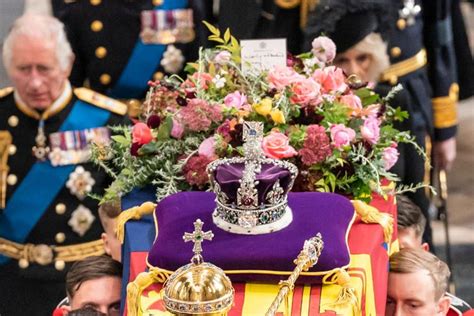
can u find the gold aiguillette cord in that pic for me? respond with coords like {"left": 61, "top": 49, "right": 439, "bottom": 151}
{"left": 0, "top": 131, "right": 12, "bottom": 209}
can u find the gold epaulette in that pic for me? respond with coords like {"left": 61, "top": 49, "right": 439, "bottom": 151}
{"left": 380, "top": 49, "right": 427, "bottom": 85}
{"left": 432, "top": 83, "right": 459, "bottom": 129}
{"left": 0, "top": 87, "right": 14, "bottom": 99}
{"left": 74, "top": 87, "right": 128, "bottom": 116}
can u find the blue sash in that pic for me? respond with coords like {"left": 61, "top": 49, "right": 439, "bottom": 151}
{"left": 0, "top": 99, "right": 111, "bottom": 264}
{"left": 108, "top": 0, "right": 188, "bottom": 99}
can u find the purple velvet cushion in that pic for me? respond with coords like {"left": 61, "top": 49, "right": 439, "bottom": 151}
{"left": 147, "top": 191, "right": 355, "bottom": 284}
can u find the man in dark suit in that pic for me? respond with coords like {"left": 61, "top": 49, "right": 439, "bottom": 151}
{"left": 218, "top": 0, "right": 318, "bottom": 55}
{"left": 381, "top": 0, "right": 460, "bottom": 248}
{"left": 0, "top": 14, "right": 128, "bottom": 315}
{"left": 53, "top": 0, "right": 208, "bottom": 116}
{"left": 304, "top": 0, "right": 465, "bottom": 249}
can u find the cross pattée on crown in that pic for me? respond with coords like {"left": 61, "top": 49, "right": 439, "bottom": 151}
{"left": 242, "top": 121, "right": 264, "bottom": 160}
{"left": 183, "top": 219, "right": 214, "bottom": 261}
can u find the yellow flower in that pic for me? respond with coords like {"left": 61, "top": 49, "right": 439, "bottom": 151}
{"left": 253, "top": 98, "right": 272, "bottom": 116}
{"left": 270, "top": 109, "right": 286, "bottom": 124}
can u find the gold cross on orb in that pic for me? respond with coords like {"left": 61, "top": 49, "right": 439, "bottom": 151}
{"left": 183, "top": 219, "right": 214, "bottom": 258}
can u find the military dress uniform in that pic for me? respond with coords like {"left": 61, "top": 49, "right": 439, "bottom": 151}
{"left": 0, "top": 84, "right": 128, "bottom": 316}
{"left": 54, "top": 0, "right": 206, "bottom": 115}
{"left": 380, "top": 0, "right": 459, "bottom": 247}
{"left": 218, "top": 0, "right": 318, "bottom": 55}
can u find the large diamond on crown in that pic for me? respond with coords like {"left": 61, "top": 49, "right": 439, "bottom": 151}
{"left": 207, "top": 122, "right": 298, "bottom": 235}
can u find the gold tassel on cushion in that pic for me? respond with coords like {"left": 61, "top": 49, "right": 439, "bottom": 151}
{"left": 351, "top": 200, "right": 393, "bottom": 244}
{"left": 116, "top": 201, "right": 156, "bottom": 243}
{"left": 127, "top": 272, "right": 156, "bottom": 316}
{"left": 322, "top": 269, "right": 359, "bottom": 315}
{"left": 126, "top": 268, "right": 172, "bottom": 316}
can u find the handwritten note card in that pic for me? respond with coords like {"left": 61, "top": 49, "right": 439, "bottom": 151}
{"left": 240, "top": 39, "right": 287, "bottom": 74}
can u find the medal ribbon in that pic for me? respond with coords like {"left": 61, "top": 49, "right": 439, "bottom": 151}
{"left": 108, "top": 0, "right": 188, "bottom": 99}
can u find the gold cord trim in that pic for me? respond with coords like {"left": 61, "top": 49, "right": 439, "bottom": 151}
{"left": 351, "top": 199, "right": 394, "bottom": 244}
{"left": 126, "top": 269, "right": 171, "bottom": 316}
{"left": 380, "top": 49, "right": 427, "bottom": 85}
{"left": 432, "top": 83, "right": 459, "bottom": 129}
{"left": 15, "top": 90, "right": 72, "bottom": 121}
{"left": 116, "top": 201, "right": 156, "bottom": 244}
{"left": 0, "top": 237, "right": 104, "bottom": 265}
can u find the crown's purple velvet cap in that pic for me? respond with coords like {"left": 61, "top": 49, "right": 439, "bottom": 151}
{"left": 147, "top": 191, "right": 355, "bottom": 284}
{"left": 213, "top": 163, "right": 292, "bottom": 205}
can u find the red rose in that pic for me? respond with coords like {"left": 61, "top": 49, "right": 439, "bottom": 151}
{"left": 132, "top": 122, "right": 153, "bottom": 145}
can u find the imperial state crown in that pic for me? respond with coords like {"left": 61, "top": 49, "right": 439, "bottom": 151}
{"left": 207, "top": 122, "right": 298, "bottom": 235}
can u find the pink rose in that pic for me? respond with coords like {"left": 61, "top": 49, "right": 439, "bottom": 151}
{"left": 330, "top": 124, "right": 356, "bottom": 148}
{"left": 224, "top": 91, "right": 249, "bottom": 110}
{"left": 198, "top": 136, "right": 217, "bottom": 159}
{"left": 170, "top": 118, "right": 184, "bottom": 139}
{"left": 311, "top": 36, "right": 336, "bottom": 64}
{"left": 383, "top": 143, "right": 399, "bottom": 170}
{"left": 261, "top": 131, "right": 297, "bottom": 159}
{"left": 360, "top": 116, "right": 381, "bottom": 144}
{"left": 289, "top": 78, "right": 322, "bottom": 106}
{"left": 190, "top": 72, "right": 213, "bottom": 89}
{"left": 340, "top": 94, "right": 362, "bottom": 116}
{"left": 214, "top": 50, "right": 232, "bottom": 64}
{"left": 132, "top": 122, "right": 153, "bottom": 145}
{"left": 312, "top": 66, "right": 347, "bottom": 94}
{"left": 267, "top": 65, "right": 303, "bottom": 90}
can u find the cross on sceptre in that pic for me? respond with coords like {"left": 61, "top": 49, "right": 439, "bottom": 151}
{"left": 183, "top": 219, "right": 214, "bottom": 259}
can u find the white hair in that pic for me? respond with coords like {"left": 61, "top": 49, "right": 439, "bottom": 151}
{"left": 2, "top": 14, "right": 74, "bottom": 72}
{"left": 351, "top": 33, "right": 390, "bottom": 82}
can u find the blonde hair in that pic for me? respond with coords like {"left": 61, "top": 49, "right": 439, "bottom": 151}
{"left": 2, "top": 14, "right": 73, "bottom": 72}
{"left": 98, "top": 200, "right": 121, "bottom": 229}
{"left": 351, "top": 33, "right": 389, "bottom": 82}
{"left": 390, "top": 248, "right": 450, "bottom": 300}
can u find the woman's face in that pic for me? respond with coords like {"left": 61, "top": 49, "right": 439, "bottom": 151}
{"left": 333, "top": 48, "right": 373, "bottom": 82}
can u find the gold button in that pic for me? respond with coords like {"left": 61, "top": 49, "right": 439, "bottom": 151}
{"left": 153, "top": 71, "right": 164, "bottom": 81}
{"left": 19, "top": 259, "right": 29, "bottom": 269}
{"left": 153, "top": 0, "right": 163, "bottom": 5}
{"left": 55, "top": 203, "right": 66, "bottom": 215}
{"left": 90, "top": 0, "right": 101, "bottom": 5}
{"left": 7, "top": 174, "right": 17, "bottom": 186}
{"left": 90, "top": 20, "right": 103, "bottom": 32}
{"left": 451, "top": 83, "right": 460, "bottom": 94}
{"left": 55, "top": 260, "right": 66, "bottom": 271}
{"left": 55, "top": 232, "right": 66, "bottom": 243}
{"left": 8, "top": 115, "right": 19, "bottom": 127}
{"left": 100, "top": 74, "right": 111, "bottom": 85}
{"left": 390, "top": 47, "right": 402, "bottom": 58}
{"left": 95, "top": 46, "right": 107, "bottom": 59}
{"left": 397, "top": 19, "right": 407, "bottom": 30}
{"left": 9, "top": 144, "right": 17, "bottom": 155}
